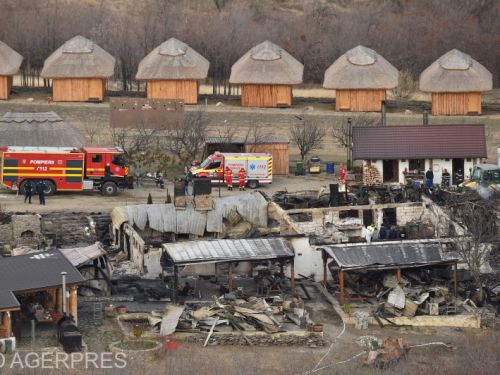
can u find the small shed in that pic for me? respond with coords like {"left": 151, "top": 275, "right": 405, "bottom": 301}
{"left": 205, "top": 135, "right": 290, "bottom": 175}
{"left": 323, "top": 45, "right": 398, "bottom": 112}
{"left": 136, "top": 38, "right": 209, "bottom": 104}
{"left": 0, "top": 112, "right": 86, "bottom": 147}
{"left": 0, "top": 40, "right": 23, "bottom": 100}
{"left": 230, "top": 41, "right": 303, "bottom": 108}
{"left": 41, "top": 35, "right": 115, "bottom": 102}
{"left": 419, "top": 49, "right": 493, "bottom": 116}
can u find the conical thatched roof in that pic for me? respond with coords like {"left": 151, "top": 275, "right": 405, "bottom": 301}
{"left": 41, "top": 35, "right": 115, "bottom": 79}
{"left": 419, "top": 49, "right": 492, "bottom": 92}
{"left": 136, "top": 38, "right": 209, "bottom": 80}
{"left": 0, "top": 40, "right": 23, "bottom": 75}
{"left": 323, "top": 45, "right": 398, "bottom": 89}
{"left": 0, "top": 112, "right": 85, "bottom": 147}
{"left": 230, "top": 41, "right": 303, "bottom": 85}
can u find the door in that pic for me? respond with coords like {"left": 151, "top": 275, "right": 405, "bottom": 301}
{"left": 452, "top": 158, "right": 464, "bottom": 185}
{"left": 86, "top": 153, "right": 105, "bottom": 178}
{"left": 382, "top": 160, "right": 398, "bottom": 182}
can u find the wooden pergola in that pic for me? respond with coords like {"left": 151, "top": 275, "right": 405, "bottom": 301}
{"left": 319, "top": 242, "right": 459, "bottom": 305}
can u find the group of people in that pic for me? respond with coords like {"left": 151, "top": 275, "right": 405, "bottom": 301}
{"left": 365, "top": 223, "right": 405, "bottom": 244}
{"left": 425, "top": 168, "right": 464, "bottom": 189}
{"left": 224, "top": 166, "right": 246, "bottom": 191}
{"left": 22, "top": 180, "right": 47, "bottom": 205}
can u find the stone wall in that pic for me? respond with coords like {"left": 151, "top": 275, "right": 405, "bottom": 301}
{"left": 396, "top": 205, "right": 425, "bottom": 226}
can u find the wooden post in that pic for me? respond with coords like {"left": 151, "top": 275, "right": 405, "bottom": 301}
{"left": 69, "top": 286, "right": 78, "bottom": 325}
{"left": 2, "top": 312, "right": 11, "bottom": 338}
{"left": 173, "top": 266, "right": 178, "bottom": 303}
{"left": 214, "top": 263, "right": 219, "bottom": 282}
{"left": 396, "top": 268, "right": 401, "bottom": 283}
{"left": 47, "top": 289, "right": 56, "bottom": 311}
{"left": 290, "top": 258, "right": 296, "bottom": 296}
{"left": 228, "top": 262, "right": 233, "bottom": 292}
{"left": 322, "top": 251, "right": 328, "bottom": 288}
{"left": 339, "top": 270, "right": 345, "bottom": 306}
{"left": 56, "top": 288, "right": 62, "bottom": 314}
{"left": 453, "top": 263, "right": 458, "bottom": 297}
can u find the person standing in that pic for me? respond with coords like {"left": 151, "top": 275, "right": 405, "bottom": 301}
{"left": 24, "top": 180, "right": 33, "bottom": 204}
{"left": 425, "top": 168, "right": 434, "bottom": 189}
{"left": 36, "top": 180, "right": 47, "bottom": 205}
{"left": 365, "top": 224, "right": 375, "bottom": 244}
{"left": 224, "top": 166, "right": 233, "bottom": 191}
{"left": 339, "top": 162, "right": 346, "bottom": 184}
{"left": 238, "top": 167, "right": 246, "bottom": 191}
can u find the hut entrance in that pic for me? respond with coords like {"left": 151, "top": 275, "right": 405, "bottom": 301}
{"left": 382, "top": 160, "right": 398, "bottom": 182}
{"left": 452, "top": 158, "right": 464, "bottom": 185}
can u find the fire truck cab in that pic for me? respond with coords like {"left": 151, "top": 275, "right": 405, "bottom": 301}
{"left": 0, "top": 146, "right": 130, "bottom": 196}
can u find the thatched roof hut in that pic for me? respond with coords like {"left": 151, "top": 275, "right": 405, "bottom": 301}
{"left": 419, "top": 49, "right": 492, "bottom": 115}
{"left": 323, "top": 45, "right": 398, "bottom": 112}
{"left": 136, "top": 38, "right": 209, "bottom": 104}
{"left": 41, "top": 36, "right": 115, "bottom": 102}
{"left": 0, "top": 112, "right": 86, "bottom": 147}
{"left": 230, "top": 41, "right": 303, "bottom": 107}
{"left": 0, "top": 40, "right": 23, "bottom": 100}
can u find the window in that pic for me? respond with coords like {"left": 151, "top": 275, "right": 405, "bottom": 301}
{"left": 92, "top": 154, "right": 102, "bottom": 163}
{"left": 339, "top": 210, "right": 359, "bottom": 219}
{"left": 208, "top": 161, "right": 221, "bottom": 169}
{"left": 408, "top": 159, "right": 425, "bottom": 172}
{"left": 112, "top": 154, "right": 126, "bottom": 166}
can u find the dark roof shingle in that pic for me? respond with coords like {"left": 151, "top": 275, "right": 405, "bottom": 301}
{"left": 352, "top": 124, "right": 486, "bottom": 160}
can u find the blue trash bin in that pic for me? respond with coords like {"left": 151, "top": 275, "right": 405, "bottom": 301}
{"left": 326, "top": 162, "right": 335, "bottom": 174}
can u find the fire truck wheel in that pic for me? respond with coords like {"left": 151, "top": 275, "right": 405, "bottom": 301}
{"left": 43, "top": 180, "right": 56, "bottom": 195}
{"left": 247, "top": 180, "right": 259, "bottom": 189}
{"left": 102, "top": 182, "right": 118, "bottom": 196}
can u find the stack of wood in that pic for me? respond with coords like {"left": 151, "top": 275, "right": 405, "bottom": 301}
{"left": 194, "top": 195, "right": 213, "bottom": 211}
{"left": 363, "top": 164, "right": 382, "bottom": 185}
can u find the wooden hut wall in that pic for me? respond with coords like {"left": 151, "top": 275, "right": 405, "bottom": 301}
{"left": 335, "top": 89, "right": 386, "bottom": 112}
{"left": 0, "top": 75, "right": 12, "bottom": 100}
{"left": 147, "top": 80, "right": 198, "bottom": 104}
{"left": 245, "top": 143, "right": 289, "bottom": 175}
{"left": 431, "top": 92, "right": 481, "bottom": 115}
{"left": 241, "top": 84, "right": 292, "bottom": 107}
{"left": 52, "top": 78, "right": 105, "bottom": 101}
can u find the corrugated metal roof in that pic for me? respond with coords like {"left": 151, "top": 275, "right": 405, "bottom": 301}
{"left": 60, "top": 243, "right": 106, "bottom": 267}
{"left": 163, "top": 238, "right": 294, "bottom": 265}
{"left": 352, "top": 124, "right": 487, "bottom": 160}
{"left": 0, "top": 250, "right": 84, "bottom": 297}
{"left": 205, "top": 135, "right": 289, "bottom": 144}
{"left": 111, "top": 192, "right": 268, "bottom": 235}
{"left": 0, "top": 291, "right": 20, "bottom": 311}
{"left": 321, "top": 242, "right": 455, "bottom": 271}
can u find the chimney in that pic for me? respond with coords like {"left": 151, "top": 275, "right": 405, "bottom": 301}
{"left": 61, "top": 271, "right": 67, "bottom": 315}
{"left": 381, "top": 100, "right": 386, "bottom": 126}
{"left": 423, "top": 110, "right": 429, "bottom": 126}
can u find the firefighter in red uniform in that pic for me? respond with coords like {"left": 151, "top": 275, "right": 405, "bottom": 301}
{"left": 224, "top": 166, "right": 233, "bottom": 190}
{"left": 339, "top": 162, "right": 346, "bottom": 184}
{"left": 238, "top": 167, "right": 246, "bottom": 191}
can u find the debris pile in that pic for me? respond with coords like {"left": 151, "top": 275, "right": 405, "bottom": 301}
{"left": 341, "top": 271, "right": 476, "bottom": 320}
{"left": 364, "top": 337, "right": 410, "bottom": 369}
{"left": 363, "top": 164, "right": 382, "bottom": 185}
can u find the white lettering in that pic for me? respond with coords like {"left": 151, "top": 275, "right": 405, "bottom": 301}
{"left": 0, "top": 353, "right": 5, "bottom": 368}
{"left": 40, "top": 352, "right": 53, "bottom": 369}
{"left": 55, "top": 352, "right": 70, "bottom": 369}
{"left": 29, "top": 160, "right": 55, "bottom": 165}
{"left": 10, "top": 352, "right": 23, "bottom": 369}
{"left": 100, "top": 353, "right": 113, "bottom": 369}
{"left": 70, "top": 352, "right": 84, "bottom": 368}
{"left": 85, "top": 352, "right": 99, "bottom": 369}
{"left": 115, "top": 353, "right": 127, "bottom": 369}
{"left": 25, "top": 352, "right": 39, "bottom": 369}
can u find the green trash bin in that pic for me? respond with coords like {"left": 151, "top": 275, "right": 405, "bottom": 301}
{"left": 295, "top": 162, "right": 304, "bottom": 176}
{"left": 5, "top": 338, "right": 13, "bottom": 354}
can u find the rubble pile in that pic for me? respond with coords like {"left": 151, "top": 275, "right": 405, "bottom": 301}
{"left": 340, "top": 272, "right": 477, "bottom": 319}
{"left": 363, "top": 165, "right": 382, "bottom": 185}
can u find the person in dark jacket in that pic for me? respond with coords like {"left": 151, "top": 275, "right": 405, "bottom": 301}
{"left": 24, "top": 180, "right": 33, "bottom": 204}
{"left": 35, "top": 181, "right": 47, "bottom": 205}
{"left": 425, "top": 168, "right": 434, "bottom": 189}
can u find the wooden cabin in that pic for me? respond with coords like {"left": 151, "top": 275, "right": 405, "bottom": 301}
{"left": 323, "top": 45, "right": 398, "bottom": 112}
{"left": 0, "top": 41, "right": 23, "bottom": 100}
{"left": 420, "top": 49, "right": 492, "bottom": 116}
{"left": 230, "top": 41, "right": 303, "bottom": 108}
{"left": 136, "top": 38, "right": 209, "bottom": 105}
{"left": 41, "top": 35, "right": 115, "bottom": 102}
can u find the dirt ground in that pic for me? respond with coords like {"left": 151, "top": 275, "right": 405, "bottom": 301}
{"left": 0, "top": 174, "right": 335, "bottom": 213}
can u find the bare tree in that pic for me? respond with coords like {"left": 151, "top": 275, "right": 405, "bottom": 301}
{"left": 289, "top": 116, "right": 326, "bottom": 161}
{"left": 447, "top": 191, "right": 500, "bottom": 300}
{"left": 243, "top": 122, "right": 266, "bottom": 152}
{"left": 331, "top": 114, "right": 379, "bottom": 149}
{"left": 165, "top": 109, "right": 208, "bottom": 162}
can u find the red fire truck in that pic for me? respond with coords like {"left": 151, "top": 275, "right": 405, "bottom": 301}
{"left": 0, "top": 146, "right": 130, "bottom": 196}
